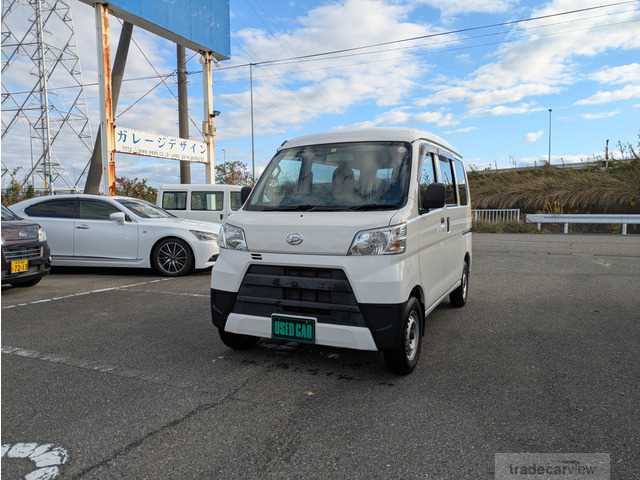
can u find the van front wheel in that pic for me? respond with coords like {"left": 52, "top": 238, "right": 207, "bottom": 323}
{"left": 383, "top": 297, "right": 423, "bottom": 375}
{"left": 219, "top": 329, "right": 260, "bottom": 350}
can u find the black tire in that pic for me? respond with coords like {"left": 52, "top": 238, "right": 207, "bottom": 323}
{"left": 219, "top": 328, "right": 260, "bottom": 350}
{"left": 151, "top": 237, "right": 194, "bottom": 277}
{"left": 11, "top": 276, "right": 43, "bottom": 287}
{"left": 383, "top": 297, "right": 423, "bottom": 375}
{"left": 449, "top": 260, "right": 469, "bottom": 308}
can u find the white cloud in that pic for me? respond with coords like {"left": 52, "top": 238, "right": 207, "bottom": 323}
{"left": 470, "top": 102, "right": 543, "bottom": 116}
{"left": 581, "top": 110, "right": 620, "bottom": 120}
{"left": 591, "top": 63, "right": 640, "bottom": 85}
{"left": 525, "top": 130, "right": 544, "bottom": 143}
{"left": 416, "top": 0, "right": 640, "bottom": 116}
{"left": 446, "top": 126, "right": 477, "bottom": 134}
{"left": 414, "top": 110, "right": 458, "bottom": 127}
{"left": 412, "top": 0, "right": 515, "bottom": 16}
{"left": 576, "top": 84, "right": 640, "bottom": 105}
{"left": 217, "top": 0, "right": 450, "bottom": 138}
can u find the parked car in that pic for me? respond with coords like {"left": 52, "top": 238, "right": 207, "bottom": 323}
{"left": 210, "top": 128, "right": 472, "bottom": 374}
{"left": 1, "top": 205, "right": 51, "bottom": 287}
{"left": 11, "top": 194, "right": 220, "bottom": 276}
{"left": 157, "top": 184, "right": 243, "bottom": 223}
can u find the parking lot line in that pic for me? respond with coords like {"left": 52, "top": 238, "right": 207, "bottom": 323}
{"left": 1, "top": 278, "right": 175, "bottom": 311}
{"left": 120, "top": 288, "right": 208, "bottom": 298}
{"left": 1, "top": 345, "right": 204, "bottom": 393}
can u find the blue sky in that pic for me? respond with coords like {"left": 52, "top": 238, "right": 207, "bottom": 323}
{"left": 2, "top": 0, "right": 639, "bottom": 188}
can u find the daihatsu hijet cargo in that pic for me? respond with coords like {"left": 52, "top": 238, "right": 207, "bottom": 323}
{"left": 211, "top": 128, "right": 471, "bottom": 374}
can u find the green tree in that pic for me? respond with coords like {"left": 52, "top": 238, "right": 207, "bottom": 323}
{"left": 115, "top": 176, "right": 157, "bottom": 203}
{"left": 1, "top": 168, "right": 35, "bottom": 206}
{"left": 215, "top": 160, "right": 253, "bottom": 185}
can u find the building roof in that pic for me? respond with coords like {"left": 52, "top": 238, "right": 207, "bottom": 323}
{"left": 280, "top": 128, "right": 461, "bottom": 157}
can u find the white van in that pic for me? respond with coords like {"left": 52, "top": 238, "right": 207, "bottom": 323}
{"left": 210, "top": 128, "right": 471, "bottom": 374}
{"left": 157, "top": 184, "right": 243, "bottom": 223}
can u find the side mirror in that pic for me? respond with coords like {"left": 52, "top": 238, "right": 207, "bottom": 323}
{"left": 421, "top": 183, "right": 446, "bottom": 211}
{"left": 240, "top": 186, "right": 252, "bottom": 205}
{"left": 109, "top": 211, "right": 126, "bottom": 224}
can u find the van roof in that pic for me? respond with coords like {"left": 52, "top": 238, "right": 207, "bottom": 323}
{"left": 159, "top": 184, "right": 242, "bottom": 191}
{"left": 279, "top": 128, "right": 461, "bottom": 158}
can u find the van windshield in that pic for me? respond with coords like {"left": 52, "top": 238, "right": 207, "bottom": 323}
{"left": 245, "top": 141, "right": 412, "bottom": 211}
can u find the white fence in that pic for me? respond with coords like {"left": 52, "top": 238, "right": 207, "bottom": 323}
{"left": 472, "top": 209, "right": 521, "bottom": 224}
{"left": 526, "top": 213, "right": 640, "bottom": 235}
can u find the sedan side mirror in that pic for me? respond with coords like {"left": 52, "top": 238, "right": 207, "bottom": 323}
{"left": 240, "top": 186, "right": 252, "bottom": 205}
{"left": 421, "top": 183, "right": 446, "bottom": 211}
{"left": 109, "top": 211, "right": 126, "bottom": 224}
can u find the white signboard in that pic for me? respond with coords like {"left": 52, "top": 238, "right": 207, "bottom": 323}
{"left": 114, "top": 126, "right": 207, "bottom": 163}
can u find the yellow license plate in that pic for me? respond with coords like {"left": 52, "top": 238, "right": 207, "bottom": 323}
{"left": 10, "top": 259, "right": 29, "bottom": 273}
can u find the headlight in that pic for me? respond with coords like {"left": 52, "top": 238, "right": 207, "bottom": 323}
{"left": 38, "top": 227, "right": 47, "bottom": 242}
{"left": 348, "top": 223, "right": 407, "bottom": 256}
{"left": 218, "top": 223, "right": 248, "bottom": 251}
{"left": 190, "top": 230, "right": 218, "bottom": 241}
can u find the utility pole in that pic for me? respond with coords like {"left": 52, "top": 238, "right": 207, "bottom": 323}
{"left": 95, "top": 3, "right": 116, "bottom": 195}
{"left": 547, "top": 108, "right": 552, "bottom": 166}
{"left": 85, "top": 22, "right": 132, "bottom": 194}
{"left": 249, "top": 63, "right": 255, "bottom": 182}
{"left": 201, "top": 51, "right": 216, "bottom": 183}
{"left": 605, "top": 139, "right": 609, "bottom": 168}
{"left": 177, "top": 45, "right": 191, "bottom": 183}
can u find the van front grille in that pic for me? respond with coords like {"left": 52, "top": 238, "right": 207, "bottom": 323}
{"left": 4, "top": 246, "right": 42, "bottom": 260}
{"left": 234, "top": 265, "right": 365, "bottom": 326}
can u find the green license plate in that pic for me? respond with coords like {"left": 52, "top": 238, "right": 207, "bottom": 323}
{"left": 271, "top": 314, "right": 316, "bottom": 344}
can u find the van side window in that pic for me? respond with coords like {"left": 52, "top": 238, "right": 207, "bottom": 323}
{"left": 162, "top": 191, "right": 186, "bottom": 210}
{"left": 438, "top": 157, "right": 457, "bottom": 205}
{"left": 191, "top": 191, "right": 223, "bottom": 211}
{"left": 230, "top": 191, "right": 243, "bottom": 210}
{"left": 453, "top": 159, "right": 468, "bottom": 206}
{"left": 418, "top": 151, "right": 436, "bottom": 213}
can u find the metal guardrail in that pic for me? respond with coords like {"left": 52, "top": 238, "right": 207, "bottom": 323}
{"left": 473, "top": 209, "right": 521, "bottom": 224}
{"left": 526, "top": 213, "right": 640, "bottom": 235}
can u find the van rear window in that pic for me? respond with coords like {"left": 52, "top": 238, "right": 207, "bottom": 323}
{"left": 162, "top": 192, "right": 187, "bottom": 210}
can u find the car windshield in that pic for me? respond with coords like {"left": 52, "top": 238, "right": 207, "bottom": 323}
{"left": 2, "top": 205, "right": 20, "bottom": 221}
{"left": 116, "top": 199, "right": 175, "bottom": 218}
{"left": 245, "top": 141, "right": 412, "bottom": 211}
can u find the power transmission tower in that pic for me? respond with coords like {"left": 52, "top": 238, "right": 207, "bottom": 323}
{"left": 2, "top": 0, "right": 93, "bottom": 193}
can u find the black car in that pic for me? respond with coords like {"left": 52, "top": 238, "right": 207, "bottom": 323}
{"left": 1, "top": 204, "right": 51, "bottom": 287}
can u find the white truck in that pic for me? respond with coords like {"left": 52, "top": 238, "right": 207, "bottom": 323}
{"left": 210, "top": 128, "right": 472, "bottom": 374}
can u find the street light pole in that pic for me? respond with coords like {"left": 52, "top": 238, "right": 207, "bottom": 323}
{"left": 249, "top": 63, "right": 256, "bottom": 183}
{"left": 547, "top": 108, "right": 552, "bottom": 166}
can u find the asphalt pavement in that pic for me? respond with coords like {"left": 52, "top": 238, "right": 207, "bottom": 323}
{"left": 2, "top": 234, "right": 639, "bottom": 479}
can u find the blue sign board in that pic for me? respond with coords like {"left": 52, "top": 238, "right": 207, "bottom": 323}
{"left": 81, "top": 0, "right": 230, "bottom": 59}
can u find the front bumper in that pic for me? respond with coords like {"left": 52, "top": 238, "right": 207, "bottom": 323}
{"left": 211, "top": 288, "right": 408, "bottom": 351}
{"left": 1, "top": 241, "right": 51, "bottom": 283}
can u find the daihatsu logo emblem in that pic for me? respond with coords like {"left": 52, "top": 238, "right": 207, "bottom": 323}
{"left": 286, "top": 233, "right": 304, "bottom": 246}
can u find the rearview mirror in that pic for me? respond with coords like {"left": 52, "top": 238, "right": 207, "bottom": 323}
{"left": 421, "top": 183, "right": 446, "bottom": 211}
{"left": 240, "top": 186, "right": 252, "bottom": 205}
{"left": 109, "top": 211, "right": 126, "bottom": 224}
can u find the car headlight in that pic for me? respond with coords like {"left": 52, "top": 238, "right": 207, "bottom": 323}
{"left": 38, "top": 226, "right": 47, "bottom": 242}
{"left": 190, "top": 230, "right": 218, "bottom": 242}
{"left": 348, "top": 223, "right": 407, "bottom": 256}
{"left": 219, "top": 223, "right": 248, "bottom": 251}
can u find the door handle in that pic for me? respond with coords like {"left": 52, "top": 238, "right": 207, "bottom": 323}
{"left": 75, "top": 224, "right": 90, "bottom": 230}
{"left": 447, "top": 217, "right": 451, "bottom": 233}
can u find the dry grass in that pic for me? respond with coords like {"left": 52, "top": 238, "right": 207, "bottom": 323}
{"left": 468, "top": 159, "right": 640, "bottom": 213}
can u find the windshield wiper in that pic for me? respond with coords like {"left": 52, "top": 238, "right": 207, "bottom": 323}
{"left": 348, "top": 204, "right": 397, "bottom": 211}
